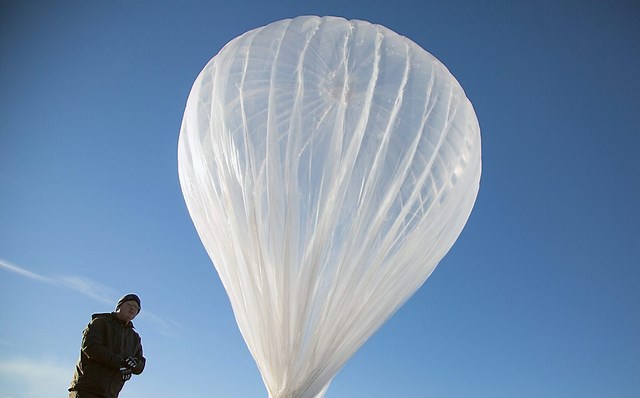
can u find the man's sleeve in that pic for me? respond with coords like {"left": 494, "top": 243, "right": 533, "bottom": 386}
{"left": 132, "top": 335, "right": 146, "bottom": 375}
{"left": 81, "top": 317, "right": 121, "bottom": 369}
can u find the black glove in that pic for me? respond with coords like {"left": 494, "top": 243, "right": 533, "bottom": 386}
{"left": 120, "top": 367, "right": 133, "bottom": 381}
{"left": 122, "top": 356, "right": 138, "bottom": 369}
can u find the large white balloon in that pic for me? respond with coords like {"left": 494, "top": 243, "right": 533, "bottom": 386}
{"left": 178, "top": 16, "right": 481, "bottom": 398}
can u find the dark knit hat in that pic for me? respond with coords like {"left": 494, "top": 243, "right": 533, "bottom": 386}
{"left": 116, "top": 293, "right": 141, "bottom": 312}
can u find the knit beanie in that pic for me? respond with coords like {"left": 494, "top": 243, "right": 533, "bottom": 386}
{"left": 116, "top": 293, "right": 141, "bottom": 312}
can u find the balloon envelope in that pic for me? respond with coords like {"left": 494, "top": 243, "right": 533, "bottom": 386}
{"left": 178, "top": 16, "right": 481, "bottom": 398}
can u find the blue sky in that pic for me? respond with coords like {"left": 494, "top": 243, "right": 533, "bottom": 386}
{"left": 1, "top": 1, "right": 639, "bottom": 397}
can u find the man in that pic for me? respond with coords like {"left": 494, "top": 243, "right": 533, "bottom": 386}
{"left": 69, "top": 294, "right": 146, "bottom": 398}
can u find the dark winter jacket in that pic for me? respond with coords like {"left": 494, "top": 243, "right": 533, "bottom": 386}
{"left": 69, "top": 312, "right": 146, "bottom": 398}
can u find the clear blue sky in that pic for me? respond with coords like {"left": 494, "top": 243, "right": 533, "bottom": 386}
{"left": 1, "top": 1, "right": 638, "bottom": 397}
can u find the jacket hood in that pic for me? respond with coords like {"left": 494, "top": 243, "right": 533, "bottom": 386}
{"left": 91, "top": 312, "right": 135, "bottom": 328}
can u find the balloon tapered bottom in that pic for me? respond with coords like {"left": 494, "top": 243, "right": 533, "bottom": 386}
{"left": 268, "top": 383, "right": 330, "bottom": 398}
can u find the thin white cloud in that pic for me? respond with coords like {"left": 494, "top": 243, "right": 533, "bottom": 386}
{"left": 0, "top": 258, "right": 50, "bottom": 283}
{"left": 0, "top": 258, "right": 117, "bottom": 304}
{"left": 138, "top": 309, "right": 184, "bottom": 339}
{"left": 0, "top": 258, "right": 182, "bottom": 338}
{"left": 56, "top": 275, "right": 117, "bottom": 305}
{"left": 0, "top": 356, "right": 73, "bottom": 398}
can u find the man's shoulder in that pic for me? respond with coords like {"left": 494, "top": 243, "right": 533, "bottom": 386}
{"left": 89, "top": 312, "right": 114, "bottom": 323}
{"left": 91, "top": 312, "right": 112, "bottom": 319}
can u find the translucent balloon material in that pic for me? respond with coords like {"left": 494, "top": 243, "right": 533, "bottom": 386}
{"left": 178, "top": 16, "right": 481, "bottom": 398}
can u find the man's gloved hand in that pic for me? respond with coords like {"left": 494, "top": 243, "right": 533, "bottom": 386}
{"left": 120, "top": 367, "right": 133, "bottom": 381}
{"left": 121, "top": 356, "right": 137, "bottom": 369}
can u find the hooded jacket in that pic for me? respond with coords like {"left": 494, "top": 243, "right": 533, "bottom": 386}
{"left": 69, "top": 312, "right": 146, "bottom": 398}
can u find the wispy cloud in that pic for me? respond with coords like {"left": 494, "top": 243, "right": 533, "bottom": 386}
{"left": 0, "top": 258, "right": 182, "bottom": 338}
{"left": 0, "top": 258, "right": 117, "bottom": 304}
{"left": 0, "top": 258, "right": 51, "bottom": 282}
{"left": 56, "top": 275, "right": 118, "bottom": 306}
{"left": 0, "top": 356, "right": 73, "bottom": 398}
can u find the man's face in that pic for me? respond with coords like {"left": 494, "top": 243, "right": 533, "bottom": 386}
{"left": 116, "top": 300, "right": 140, "bottom": 323}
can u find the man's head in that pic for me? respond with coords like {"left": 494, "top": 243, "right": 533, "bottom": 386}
{"left": 115, "top": 293, "right": 141, "bottom": 323}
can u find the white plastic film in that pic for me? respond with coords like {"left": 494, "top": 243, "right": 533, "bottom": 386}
{"left": 178, "top": 16, "right": 481, "bottom": 398}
